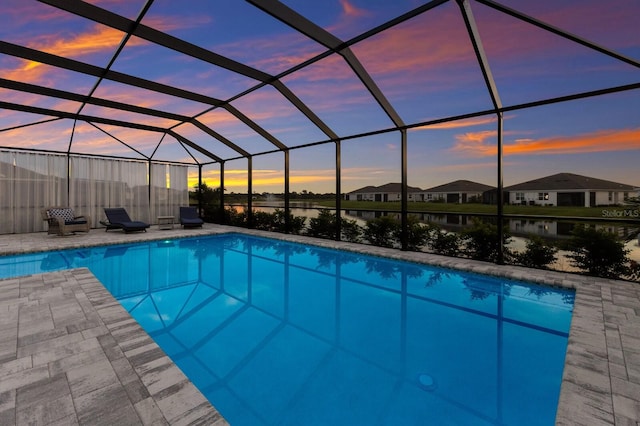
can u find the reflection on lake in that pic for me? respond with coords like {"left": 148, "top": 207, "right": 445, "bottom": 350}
{"left": 242, "top": 204, "right": 638, "bottom": 242}
{"left": 235, "top": 205, "right": 640, "bottom": 270}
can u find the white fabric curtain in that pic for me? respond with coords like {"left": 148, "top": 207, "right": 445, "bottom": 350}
{"left": 0, "top": 150, "right": 67, "bottom": 233}
{"left": 70, "top": 156, "right": 150, "bottom": 225}
{"left": 0, "top": 151, "right": 15, "bottom": 234}
{"left": 70, "top": 156, "right": 120, "bottom": 226}
{"left": 150, "top": 163, "right": 189, "bottom": 221}
{"left": 169, "top": 164, "right": 189, "bottom": 211}
{"left": 119, "top": 159, "right": 150, "bottom": 223}
{"left": 150, "top": 163, "right": 167, "bottom": 220}
{"left": 1, "top": 150, "right": 188, "bottom": 234}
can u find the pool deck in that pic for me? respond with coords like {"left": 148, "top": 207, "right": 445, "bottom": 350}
{"left": 0, "top": 224, "right": 639, "bottom": 425}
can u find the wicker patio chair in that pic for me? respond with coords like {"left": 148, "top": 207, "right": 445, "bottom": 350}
{"left": 42, "top": 207, "right": 91, "bottom": 236}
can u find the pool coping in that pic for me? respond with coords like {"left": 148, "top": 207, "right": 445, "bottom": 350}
{"left": 0, "top": 224, "right": 639, "bottom": 425}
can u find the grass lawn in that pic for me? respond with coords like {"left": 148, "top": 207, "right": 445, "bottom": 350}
{"left": 314, "top": 200, "right": 627, "bottom": 219}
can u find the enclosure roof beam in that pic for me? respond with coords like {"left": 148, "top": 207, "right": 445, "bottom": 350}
{"left": 457, "top": 0, "right": 502, "bottom": 111}
{"left": 191, "top": 120, "right": 250, "bottom": 158}
{"left": 39, "top": 0, "right": 339, "bottom": 142}
{"left": 223, "top": 104, "right": 288, "bottom": 151}
{"left": 0, "top": 41, "right": 285, "bottom": 155}
{"left": 270, "top": 80, "right": 339, "bottom": 141}
{"left": 0, "top": 78, "right": 190, "bottom": 122}
{"left": 37, "top": 0, "right": 272, "bottom": 82}
{"left": 0, "top": 78, "right": 251, "bottom": 159}
{"left": 476, "top": 0, "right": 640, "bottom": 69}
{"left": 248, "top": 0, "right": 405, "bottom": 128}
{"left": 0, "top": 41, "right": 226, "bottom": 107}
{"left": 167, "top": 130, "right": 224, "bottom": 163}
{"left": 0, "top": 100, "right": 222, "bottom": 162}
{"left": 0, "top": 100, "right": 165, "bottom": 131}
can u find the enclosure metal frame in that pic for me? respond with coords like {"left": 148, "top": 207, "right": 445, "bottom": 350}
{"left": 0, "top": 0, "right": 639, "bottom": 254}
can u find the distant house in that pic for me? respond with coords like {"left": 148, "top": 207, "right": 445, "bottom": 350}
{"left": 345, "top": 183, "right": 423, "bottom": 202}
{"left": 504, "top": 172, "right": 636, "bottom": 207}
{"left": 420, "top": 180, "right": 495, "bottom": 203}
{"left": 345, "top": 185, "right": 377, "bottom": 201}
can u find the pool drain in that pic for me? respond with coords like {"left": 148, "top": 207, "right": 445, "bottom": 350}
{"left": 417, "top": 373, "right": 437, "bottom": 391}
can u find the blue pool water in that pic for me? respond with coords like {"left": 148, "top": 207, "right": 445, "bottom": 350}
{"left": 0, "top": 233, "right": 574, "bottom": 425}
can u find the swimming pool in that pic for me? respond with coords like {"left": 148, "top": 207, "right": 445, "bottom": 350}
{"left": 0, "top": 233, "right": 574, "bottom": 425}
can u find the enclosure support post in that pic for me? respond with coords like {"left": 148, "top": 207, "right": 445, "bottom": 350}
{"left": 401, "top": 129, "right": 408, "bottom": 251}
{"left": 197, "top": 164, "right": 203, "bottom": 213}
{"left": 497, "top": 113, "right": 505, "bottom": 264}
{"left": 247, "top": 156, "right": 253, "bottom": 229}
{"left": 335, "top": 139, "right": 342, "bottom": 241}
{"left": 66, "top": 120, "right": 76, "bottom": 206}
{"left": 219, "top": 161, "right": 225, "bottom": 225}
{"left": 66, "top": 154, "right": 71, "bottom": 206}
{"left": 458, "top": 0, "right": 504, "bottom": 264}
{"left": 147, "top": 160, "right": 152, "bottom": 220}
{"left": 284, "top": 149, "right": 290, "bottom": 234}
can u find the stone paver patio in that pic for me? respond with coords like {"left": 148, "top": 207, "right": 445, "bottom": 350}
{"left": 0, "top": 224, "right": 639, "bottom": 425}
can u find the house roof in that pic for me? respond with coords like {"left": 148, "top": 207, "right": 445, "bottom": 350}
{"left": 348, "top": 183, "right": 422, "bottom": 194}
{"left": 423, "top": 180, "right": 495, "bottom": 193}
{"left": 348, "top": 185, "right": 378, "bottom": 194}
{"left": 505, "top": 173, "right": 636, "bottom": 192}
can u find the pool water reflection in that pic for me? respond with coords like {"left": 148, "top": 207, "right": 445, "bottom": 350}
{"left": 0, "top": 233, "right": 574, "bottom": 425}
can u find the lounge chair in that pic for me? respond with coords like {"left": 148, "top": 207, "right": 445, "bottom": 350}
{"left": 179, "top": 206, "right": 204, "bottom": 228}
{"left": 103, "top": 208, "right": 150, "bottom": 233}
{"left": 42, "top": 207, "right": 92, "bottom": 236}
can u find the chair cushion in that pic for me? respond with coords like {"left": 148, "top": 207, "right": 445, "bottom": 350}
{"left": 48, "top": 208, "right": 75, "bottom": 223}
{"left": 104, "top": 208, "right": 132, "bottom": 224}
{"left": 65, "top": 219, "right": 87, "bottom": 225}
{"left": 122, "top": 221, "right": 149, "bottom": 229}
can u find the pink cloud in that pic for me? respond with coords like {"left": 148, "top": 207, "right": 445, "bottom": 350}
{"left": 451, "top": 127, "right": 640, "bottom": 157}
{"left": 339, "top": 0, "right": 371, "bottom": 19}
{"left": 413, "top": 116, "right": 499, "bottom": 131}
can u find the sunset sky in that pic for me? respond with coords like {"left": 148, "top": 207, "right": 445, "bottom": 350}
{"left": 0, "top": 0, "right": 639, "bottom": 193}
